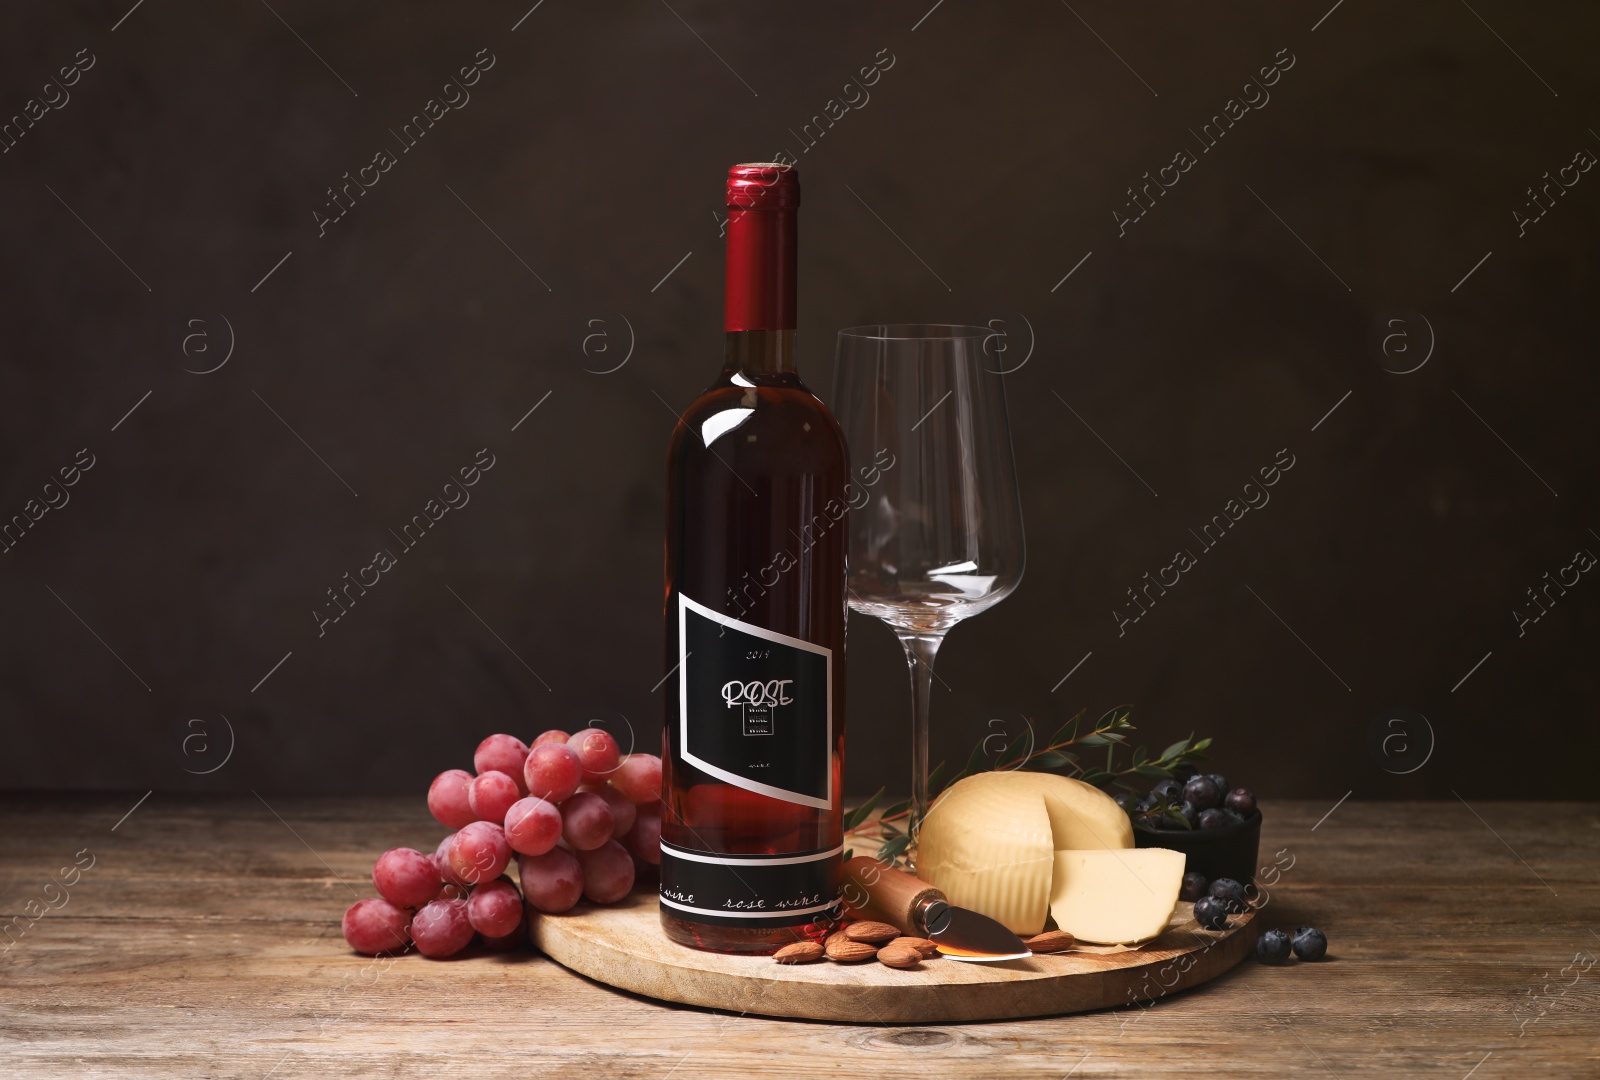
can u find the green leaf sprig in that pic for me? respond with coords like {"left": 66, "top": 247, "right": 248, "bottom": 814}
{"left": 843, "top": 707, "right": 1213, "bottom": 864}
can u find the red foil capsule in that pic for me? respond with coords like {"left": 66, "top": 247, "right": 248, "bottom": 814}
{"left": 724, "top": 163, "right": 799, "bottom": 332}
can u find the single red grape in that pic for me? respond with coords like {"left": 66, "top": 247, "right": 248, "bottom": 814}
{"left": 410, "top": 897, "right": 474, "bottom": 958}
{"left": 610, "top": 754, "right": 662, "bottom": 805}
{"left": 567, "top": 728, "right": 621, "bottom": 783}
{"left": 467, "top": 878, "right": 524, "bottom": 938}
{"left": 561, "top": 791, "right": 614, "bottom": 851}
{"left": 622, "top": 808, "right": 661, "bottom": 865}
{"left": 593, "top": 784, "right": 637, "bottom": 837}
{"left": 372, "top": 847, "right": 442, "bottom": 909}
{"left": 504, "top": 796, "right": 562, "bottom": 856}
{"left": 524, "top": 743, "right": 583, "bottom": 803}
{"left": 448, "top": 821, "right": 512, "bottom": 885}
{"left": 434, "top": 833, "right": 470, "bottom": 887}
{"left": 474, "top": 733, "right": 530, "bottom": 793}
{"left": 531, "top": 729, "right": 570, "bottom": 747}
{"left": 518, "top": 847, "right": 583, "bottom": 913}
{"left": 342, "top": 897, "right": 412, "bottom": 956}
{"left": 577, "top": 840, "right": 635, "bottom": 903}
{"left": 468, "top": 770, "right": 520, "bottom": 825}
{"left": 427, "top": 769, "right": 477, "bottom": 829}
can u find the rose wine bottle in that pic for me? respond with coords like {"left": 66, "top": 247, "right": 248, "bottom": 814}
{"left": 659, "top": 163, "right": 848, "bottom": 953}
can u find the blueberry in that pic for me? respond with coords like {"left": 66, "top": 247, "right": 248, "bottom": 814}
{"left": 1255, "top": 928, "right": 1292, "bottom": 964}
{"left": 1151, "top": 779, "right": 1184, "bottom": 802}
{"left": 1291, "top": 926, "right": 1328, "bottom": 961}
{"left": 1183, "top": 776, "right": 1222, "bottom": 811}
{"left": 1205, "top": 773, "right": 1228, "bottom": 794}
{"left": 1208, "top": 877, "right": 1248, "bottom": 913}
{"left": 1179, "top": 872, "right": 1208, "bottom": 902}
{"left": 1176, "top": 800, "right": 1198, "bottom": 826}
{"left": 1113, "top": 792, "right": 1138, "bottom": 813}
{"left": 1193, "top": 895, "right": 1229, "bottom": 930}
{"left": 1225, "top": 787, "right": 1256, "bottom": 815}
{"left": 1220, "top": 808, "right": 1245, "bottom": 826}
{"left": 1135, "top": 793, "right": 1158, "bottom": 812}
{"left": 1198, "top": 807, "right": 1229, "bottom": 829}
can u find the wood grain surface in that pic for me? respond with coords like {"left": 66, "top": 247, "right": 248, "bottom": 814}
{"left": 2, "top": 796, "right": 1596, "bottom": 1077}
{"left": 531, "top": 892, "right": 1257, "bottom": 1022}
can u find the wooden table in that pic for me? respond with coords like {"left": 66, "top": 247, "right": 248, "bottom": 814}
{"left": 2, "top": 796, "right": 1594, "bottom": 1077}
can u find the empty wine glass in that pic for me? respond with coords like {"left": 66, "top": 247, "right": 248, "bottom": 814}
{"left": 832, "top": 324, "right": 1026, "bottom": 854}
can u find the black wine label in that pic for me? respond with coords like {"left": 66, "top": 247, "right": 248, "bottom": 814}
{"left": 677, "top": 594, "right": 832, "bottom": 809}
{"left": 659, "top": 840, "right": 842, "bottom": 927}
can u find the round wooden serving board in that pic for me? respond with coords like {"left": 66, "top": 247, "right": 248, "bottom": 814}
{"left": 529, "top": 893, "right": 1259, "bottom": 1023}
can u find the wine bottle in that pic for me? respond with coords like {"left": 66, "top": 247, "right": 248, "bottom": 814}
{"left": 659, "top": 163, "right": 849, "bottom": 953}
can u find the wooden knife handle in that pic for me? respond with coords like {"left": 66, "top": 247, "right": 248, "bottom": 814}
{"left": 841, "top": 855, "right": 945, "bottom": 935}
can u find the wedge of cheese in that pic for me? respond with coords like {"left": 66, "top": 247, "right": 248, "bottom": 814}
{"left": 916, "top": 771, "right": 1134, "bottom": 936}
{"left": 1049, "top": 847, "right": 1185, "bottom": 944}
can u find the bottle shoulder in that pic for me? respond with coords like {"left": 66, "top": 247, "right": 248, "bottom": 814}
{"left": 668, "top": 375, "right": 848, "bottom": 467}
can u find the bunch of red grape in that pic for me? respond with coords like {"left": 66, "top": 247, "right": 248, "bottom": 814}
{"left": 341, "top": 728, "right": 662, "bottom": 958}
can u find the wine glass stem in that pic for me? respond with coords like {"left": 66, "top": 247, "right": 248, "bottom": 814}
{"left": 896, "top": 630, "right": 945, "bottom": 864}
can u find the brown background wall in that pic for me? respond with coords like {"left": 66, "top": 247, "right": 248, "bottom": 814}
{"left": 1, "top": 1, "right": 1595, "bottom": 800}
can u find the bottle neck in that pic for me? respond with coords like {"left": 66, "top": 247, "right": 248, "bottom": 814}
{"left": 724, "top": 206, "right": 796, "bottom": 333}
{"left": 723, "top": 170, "right": 798, "bottom": 378}
{"left": 723, "top": 329, "right": 796, "bottom": 378}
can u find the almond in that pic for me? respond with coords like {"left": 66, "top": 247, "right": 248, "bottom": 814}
{"left": 876, "top": 943, "right": 921, "bottom": 969}
{"left": 825, "top": 937, "right": 879, "bottom": 963}
{"left": 1024, "top": 929, "right": 1076, "bottom": 954}
{"left": 843, "top": 920, "right": 900, "bottom": 944}
{"left": 889, "top": 936, "right": 938, "bottom": 959}
{"left": 773, "top": 941, "right": 824, "bottom": 964}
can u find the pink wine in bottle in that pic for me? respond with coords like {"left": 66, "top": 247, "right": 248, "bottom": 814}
{"left": 659, "top": 163, "right": 848, "bottom": 953}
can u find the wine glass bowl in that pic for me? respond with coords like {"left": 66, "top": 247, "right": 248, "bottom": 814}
{"left": 832, "top": 324, "right": 1026, "bottom": 846}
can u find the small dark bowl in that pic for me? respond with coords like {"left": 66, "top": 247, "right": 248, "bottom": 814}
{"left": 1133, "top": 810, "right": 1262, "bottom": 885}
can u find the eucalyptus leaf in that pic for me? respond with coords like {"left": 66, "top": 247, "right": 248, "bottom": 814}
{"left": 877, "top": 834, "right": 911, "bottom": 862}
{"left": 961, "top": 737, "right": 990, "bottom": 781}
{"left": 1079, "top": 767, "right": 1113, "bottom": 789}
{"left": 1100, "top": 705, "right": 1134, "bottom": 727}
{"left": 842, "top": 788, "right": 883, "bottom": 832}
{"left": 999, "top": 729, "right": 1032, "bottom": 771}
{"left": 1050, "top": 712, "right": 1084, "bottom": 746}
{"left": 1160, "top": 737, "right": 1192, "bottom": 762}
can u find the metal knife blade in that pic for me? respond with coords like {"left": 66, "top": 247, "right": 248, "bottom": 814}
{"left": 921, "top": 899, "right": 1032, "bottom": 962}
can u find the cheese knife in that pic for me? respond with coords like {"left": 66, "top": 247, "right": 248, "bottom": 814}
{"left": 841, "top": 855, "right": 1031, "bottom": 962}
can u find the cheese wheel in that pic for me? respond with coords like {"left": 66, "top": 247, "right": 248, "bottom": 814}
{"left": 1049, "top": 847, "right": 1185, "bottom": 944}
{"left": 915, "top": 772, "right": 1135, "bottom": 936}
